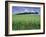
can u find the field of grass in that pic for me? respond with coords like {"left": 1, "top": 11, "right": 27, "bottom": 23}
{"left": 12, "top": 14, "right": 40, "bottom": 30}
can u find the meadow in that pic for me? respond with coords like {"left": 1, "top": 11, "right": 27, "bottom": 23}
{"left": 12, "top": 14, "right": 40, "bottom": 30}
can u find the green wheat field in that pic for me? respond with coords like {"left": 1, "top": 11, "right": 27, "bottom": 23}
{"left": 12, "top": 14, "right": 40, "bottom": 30}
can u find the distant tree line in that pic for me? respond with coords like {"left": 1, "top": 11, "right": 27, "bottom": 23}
{"left": 16, "top": 12, "right": 39, "bottom": 15}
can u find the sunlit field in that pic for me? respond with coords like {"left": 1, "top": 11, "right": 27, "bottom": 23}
{"left": 12, "top": 14, "right": 40, "bottom": 30}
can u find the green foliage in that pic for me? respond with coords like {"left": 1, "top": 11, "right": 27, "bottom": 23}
{"left": 12, "top": 14, "right": 40, "bottom": 30}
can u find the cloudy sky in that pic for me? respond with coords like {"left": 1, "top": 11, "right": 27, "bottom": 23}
{"left": 12, "top": 6, "right": 40, "bottom": 14}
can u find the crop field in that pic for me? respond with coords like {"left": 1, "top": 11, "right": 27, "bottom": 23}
{"left": 12, "top": 14, "right": 40, "bottom": 30}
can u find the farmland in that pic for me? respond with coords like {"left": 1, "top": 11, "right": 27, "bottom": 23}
{"left": 12, "top": 14, "right": 40, "bottom": 30}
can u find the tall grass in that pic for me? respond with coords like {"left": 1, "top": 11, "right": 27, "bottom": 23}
{"left": 12, "top": 14, "right": 40, "bottom": 30}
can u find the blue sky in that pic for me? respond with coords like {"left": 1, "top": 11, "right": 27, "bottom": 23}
{"left": 12, "top": 6, "right": 40, "bottom": 14}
